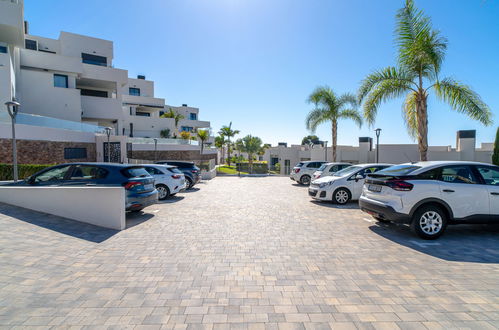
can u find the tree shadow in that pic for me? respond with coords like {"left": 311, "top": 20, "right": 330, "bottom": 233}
{"left": 368, "top": 221, "right": 499, "bottom": 263}
{"left": 310, "top": 200, "right": 360, "bottom": 210}
{"left": 0, "top": 203, "right": 118, "bottom": 243}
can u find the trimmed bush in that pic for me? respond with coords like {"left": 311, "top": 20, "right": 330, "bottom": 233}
{"left": 0, "top": 163, "right": 54, "bottom": 181}
{"left": 236, "top": 162, "right": 268, "bottom": 174}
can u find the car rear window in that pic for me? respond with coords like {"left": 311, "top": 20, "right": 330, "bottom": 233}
{"left": 295, "top": 162, "right": 304, "bottom": 167}
{"left": 168, "top": 167, "right": 183, "bottom": 174}
{"left": 122, "top": 167, "right": 150, "bottom": 178}
{"left": 318, "top": 164, "right": 328, "bottom": 171}
{"left": 374, "top": 165, "right": 422, "bottom": 176}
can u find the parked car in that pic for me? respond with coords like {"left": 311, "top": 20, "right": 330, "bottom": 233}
{"left": 290, "top": 161, "right": 327, "bottom": 185}
{"left": 312, "top": 162, "right": 351, "bottom": 180}
{"left": 309, "top": 163, "right": 392, "bottom": 204}
{"left": 359, "top": 161, "right": 499, "bottom": 239}
{"left": 143, "top": 164, "right": 186, "bottom": 200}
{"left": 6, "top": 163, "right": 158, "bottom": 212}
{"left": 155, "top": 161, "right": 201, "bottom": 189}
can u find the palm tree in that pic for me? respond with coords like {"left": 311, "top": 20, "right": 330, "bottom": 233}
{"left": 197, "top": 129, "right": 210, "bottom": 155}
{"left": 218, "top": 122, "right": 240, "bottom": 166}
{"left": 306, "top": 86, "right": 362, "bottom": 162}
{"left": 240, "top": 135, "right": 263, "bottom": 173}
{"left": 161, "top": 108, "right": 184, "bottom": 137}
{"left": 358, "top": 0, "right": 492, "bottom": 161}
{"left": 214, "top": 135, "right": 226, "bottom": 164}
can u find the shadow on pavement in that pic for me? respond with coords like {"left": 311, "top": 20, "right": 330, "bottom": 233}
{"left": 157, "top": 195, "right": 185, "bottom": 204}
{"left": 0, "top": 203, "right": 118, "bottom": 243}
{"left": 291, "top": 183, "right": 307, "bottom": 188}
{"left": 125, "top": 211, "right": 155, "bottom": 229}
{"left": 310, "top": 200, "right": 360, "bottom": 210}
{"left": 181, "top": 187, "right": 200, "bottom": 193}
{"left": 369, "top": 222, "right": 499, "bottom": 263}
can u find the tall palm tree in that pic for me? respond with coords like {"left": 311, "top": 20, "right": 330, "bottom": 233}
{"left": 197, "top": 129, "right": 210, "bottom": 155}
{"left": 218, "top": 122, "right": 240, "bottom": 166}
{"left": 240, "top": 135, "right": 263, "bottom": 173}
{"left": 358, "top": 0, "right": 492, "bottom": 161}
{"left": 161, "top": 108, "right": 184, "bottom": 137}
{"left": 214, "top": 135, "right": 226, "bottom": 164}
{"left": 306, "top": 86, "right": 362, "bottom": 162}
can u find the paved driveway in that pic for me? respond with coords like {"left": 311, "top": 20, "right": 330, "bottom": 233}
{"left": 0, "top": 176, "right": 498, "bottom": 329}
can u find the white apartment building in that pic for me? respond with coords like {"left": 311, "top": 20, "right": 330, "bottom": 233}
{"left": 0, "top": 0, "right": 210, "bottom": 140}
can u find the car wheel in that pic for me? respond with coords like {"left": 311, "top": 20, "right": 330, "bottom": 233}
{"left": 333, "top": 188, "right": 351, "bottom": 205}
{"left": 156, "top": 184, "right": 170, "bottom": 200}
{"left": 300, "top": 175, "right": 311, "bottom": 185}
{"left": 374, "top": 217, "right": 391, "bottom": 223}
{"left": 186, "top": 177, "right": 194, "bottom": 189}
{"left": 411, "top": 205, "right": 447, "bottom": 240}
{"left": 170, "top": 193, "right": 176, "bottom": 197}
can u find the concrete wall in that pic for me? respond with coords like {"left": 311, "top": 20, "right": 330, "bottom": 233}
{"left": 0, "top": 186, "right": 125, "bottom": 230}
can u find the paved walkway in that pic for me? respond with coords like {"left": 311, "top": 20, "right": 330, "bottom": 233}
{"left": 0, "top": 176, "right": 498, "bottom": 329}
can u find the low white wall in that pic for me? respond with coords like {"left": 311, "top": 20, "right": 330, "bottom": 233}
{"left": 0, "top": 186, "right": 125, "bottom": 230}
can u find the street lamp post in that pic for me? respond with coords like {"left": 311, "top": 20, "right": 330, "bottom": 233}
{"left": 375, "top": 128, "right": 382, "bottom": 163}
{"left": 153, "top": 138, "right": 158, "bottom": 161}
{"left": 104, "top": 127, "right": 113, "bottom": 162}
{"left": 5, "top": 100, "right": 21, "bottom": 182}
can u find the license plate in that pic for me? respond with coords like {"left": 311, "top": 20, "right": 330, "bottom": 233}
{"left": 368, "top": 184, "right": 382, "bottom": 192}
{"left": 144, "top": 184, "right": 154, "bottom": 190}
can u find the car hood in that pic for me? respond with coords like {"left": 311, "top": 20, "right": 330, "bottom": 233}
{"left": 312, "top": 176, "right": 341, "bottom": 184}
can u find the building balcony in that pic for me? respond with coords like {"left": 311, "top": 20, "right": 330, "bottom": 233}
{"left": 179, "top": 119, "right": 211, "bottom": 129}
{"left": 81, "top": 63, "right": 128, "bottom": 86}
{"left": 81, "top": 95, "right": 123, "bottom": 121}
{"left": 122, "top": 94, "right": 165, "bottom": 109}
{"left": 20, "top": 48, "right": 83, "bottom": 73}
{"left": 0, "top": 0, "right": 24, "bottom": 46}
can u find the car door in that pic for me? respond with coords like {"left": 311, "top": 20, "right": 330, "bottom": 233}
{"left": 437, "top": 165, "right": 489, "bottom": 220}
{"left": 475, "top": 165, "right": 499, "bottom": 218}
{"left": 29, "top": 165, "right": 72, "bottom": 186}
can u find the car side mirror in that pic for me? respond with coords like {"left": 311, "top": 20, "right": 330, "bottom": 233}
{"left": 355, "top": 174, "right": 364, "bottom": 182}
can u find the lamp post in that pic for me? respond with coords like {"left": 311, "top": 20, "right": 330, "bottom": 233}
{"left": 153, "top": 138, "right": 158, "bottom": 161}
{"left": 375, "top": 128, "right": 382, "bottom": 163}
{"left": 5, "top": 99, "right": 21, "bottom": 182}
{"left": 104, "top": 127, "right": 112, "bottom": 162}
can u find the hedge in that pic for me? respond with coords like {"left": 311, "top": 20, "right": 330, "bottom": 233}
{"left": 236, "top": 162, "right": 268, "bottom": 174}
{"left": 0, "top": 164, "right": 54, "bottom": 181}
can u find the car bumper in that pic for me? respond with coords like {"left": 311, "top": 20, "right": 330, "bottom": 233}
{"left": 172, "top": 182, "right": 187, "bottom": 193}
{"left": 359, "top": 198, "right": 411, "bottom": 223}
{"left": 308, "top": 188, "right": 328, "bottom": 200}
{"left": 126, "top": 190, "right": 158, "bottom": 211}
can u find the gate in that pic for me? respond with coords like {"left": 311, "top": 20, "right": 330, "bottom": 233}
{"left": 103, "top": 142, "right": 121, "bottom": 162}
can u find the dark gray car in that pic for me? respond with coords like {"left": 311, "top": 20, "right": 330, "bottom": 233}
{"left": 155, "top": 161, "right": 201, "bottom": 189}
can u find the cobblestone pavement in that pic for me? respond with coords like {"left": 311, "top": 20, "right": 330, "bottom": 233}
{"left": 0, "top": 176, "right": 498, "bottom": 329}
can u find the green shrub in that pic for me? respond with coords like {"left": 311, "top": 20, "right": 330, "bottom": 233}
{"left": 0, "top": 163, "right": 54, "bottom": 181}
{"left": 236, "top": 162, "right": 268, "bottom": 174}
{"left": 493, "top": 127, "right": 499, "bottom": 166}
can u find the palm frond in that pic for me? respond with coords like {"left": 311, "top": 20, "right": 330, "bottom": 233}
{"left": 358, "top": 66, "right": 416, "bottom": 103}
{"left": 337, "top": 93, "right": 358, "bottom": 109}
{"left": 305, "top": 108, "right": 329, "bottom": 132}
{"left": 434, "top": 77, "right": 493, "bottom": 126}
{"left": 402, "top": 91, "right": 419, "bottom": 139}
{"left": 307, "top": 86, "right": 337, "bottom": 110}
{"left": 339, "top": 109, "right": 363, "bottom": 128}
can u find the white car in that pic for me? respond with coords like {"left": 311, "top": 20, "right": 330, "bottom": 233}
{"left": 312, "top": 162, "right": 351, "bottom": 180}
{"left": 359, "top": 161, "right": 499, "bottom": 239}
{"left": 290, "top": 161, "right": 327, "bottom": 185}
{"left": 143, "top": 164, "right": 186, "bottom": 200}
{"left": 309, "top": 163, "right": 393, "bottom": 204}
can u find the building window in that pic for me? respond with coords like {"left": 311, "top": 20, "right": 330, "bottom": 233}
{"left": 189, "top": 113, "right": 197, "bottom": 120}
{"left": 80, "top": 89, "right": 108, "bottom": 97}
{"left": 25, "top": 39, "right": 37, "bottom": 50}
{"left": 53, "top": 74, "right": 68, "bottom": 88}
{"left": 181, "top": 126, "right": 194, "bottom": 132}
{"left": 129, "top": 87, "right": 140, "bottom": 96}
{"left": 135, "top": 111, "right": 150, "bottom": 117}
{"left": 81, "top": 53, "right": 107, "bottom": 66}
{"left": 0, "top": 45, "right": 7, "bottom": 54}
{"left": 64, "top": 148, "right": 87, "bottom": 159}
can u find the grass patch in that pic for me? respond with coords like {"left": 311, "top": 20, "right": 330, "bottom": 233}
{"left": 217, "top": 165, "right": 248, "bottom": 175}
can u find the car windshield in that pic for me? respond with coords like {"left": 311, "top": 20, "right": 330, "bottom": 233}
{"left": 374, "top": 165, "right": 422, "bottom": 176}
{"left": 318, "top": 164, "right": 328, "bottom": 171}
{"left": 333, "top": 165, "right": 361, "bottom": 177}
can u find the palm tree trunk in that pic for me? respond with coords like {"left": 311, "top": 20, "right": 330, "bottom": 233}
{"left": 417, "top": 94, "right": 429, "bottom": 161}
{"left": 331, "top": 119, "right": 338, "bottom": 162}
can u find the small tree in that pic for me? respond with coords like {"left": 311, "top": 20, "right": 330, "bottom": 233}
{"left": 493, "top": 127, "right": 499, "bottom": 166}
{"left": 160, "top": 129, "right": 171, "bottom": 138}
{"left": 240, "top": 135, "right": 263, "bottom": 173}
{"left": 197, "top": 129, "right": 210, "bottom": 155}
{"left": 218, "top": 122, "right": 240, "bottom": 166}
{"left": 180, "top": 131, "right": 191, "bottom": 140}
{"left": 214, "top": 135, "right": 226, "bottom": 164}
{"left": 161, "top": 108, "right": 184, "bottom": 137}
{"left": 301, "top": 135, "right": 320, "bottom": 145}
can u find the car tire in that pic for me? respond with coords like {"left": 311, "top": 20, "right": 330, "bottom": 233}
{"left": 170, "top": 193, "right": 176, "bottom": 197}
{"left": 411, "top": 204, "right": 448, "bottom": 240}
{"left": 156, "top": 184, "right": 170, "bottom": 200}
{"left": 300, "top": 175, "right": 311, "bottom": 185}
{"left": 186, "top": 177, "right": 194, "bottom": 189}
{"left": 333, "top": 188, "right": 351, "bottom": 205}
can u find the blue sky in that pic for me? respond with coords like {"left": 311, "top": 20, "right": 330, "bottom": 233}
{"left": 25, "top": 0, "right": 499, "bottom": 146}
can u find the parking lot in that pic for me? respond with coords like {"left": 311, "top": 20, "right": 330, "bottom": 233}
{"left": 0, "top": 176, "right": 498, "bottom": 329}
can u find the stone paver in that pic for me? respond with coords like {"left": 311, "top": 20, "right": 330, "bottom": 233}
{"left": 0, "top": 176, "right": 498, "bottom": 329}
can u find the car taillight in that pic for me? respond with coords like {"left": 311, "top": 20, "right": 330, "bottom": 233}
{"left": 172, "top": 174, "right": 181, "bottom": 179}
{"left": 191, "top": 170, "right": 198, "bottom": 173}
{"left": 294, "top": 168, "right": 300, "bottom": 173}
{"left": 124, "top": 181, "right": 142, "bottom": 190}
{"left": 386, "top": 180, "right": 413, "bottom": 191}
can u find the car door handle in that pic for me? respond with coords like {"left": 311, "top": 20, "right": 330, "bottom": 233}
{"left": 491, "top": 192, "right": 499, "bottom": 196}
{"left": 442, "top": 189, "right": 455, "bottom": 193}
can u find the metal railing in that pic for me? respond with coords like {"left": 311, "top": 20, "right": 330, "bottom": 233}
{"left": 128, "top": 137, "right": 199, "bottom": 146}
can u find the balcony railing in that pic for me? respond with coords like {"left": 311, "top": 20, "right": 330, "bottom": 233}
{"left": 128, "top": 137, "right": 199, "bottom": 146}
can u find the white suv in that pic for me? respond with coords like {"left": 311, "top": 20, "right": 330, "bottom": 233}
{"left": 312, "top": 162, "right": 351, "bottom": 180}
{"left": 359, "top": 161, "right": 499, "bottom": 239}
{"left": 309, "top": 163, "right": 392, "bottom": 204}
{"left": 290, "top": 161, "right": 326, "bottom": 185}
{"left": 143, "top": 164, "right": 187, "bottom": 200}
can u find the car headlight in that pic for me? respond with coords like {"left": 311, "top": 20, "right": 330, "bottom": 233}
{"left": 319, "top": 182, "right": 327, "bottom": 188}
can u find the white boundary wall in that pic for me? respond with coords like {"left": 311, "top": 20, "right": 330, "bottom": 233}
{"left": 0, "top": 186, "right": 125, "bottom": 230}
